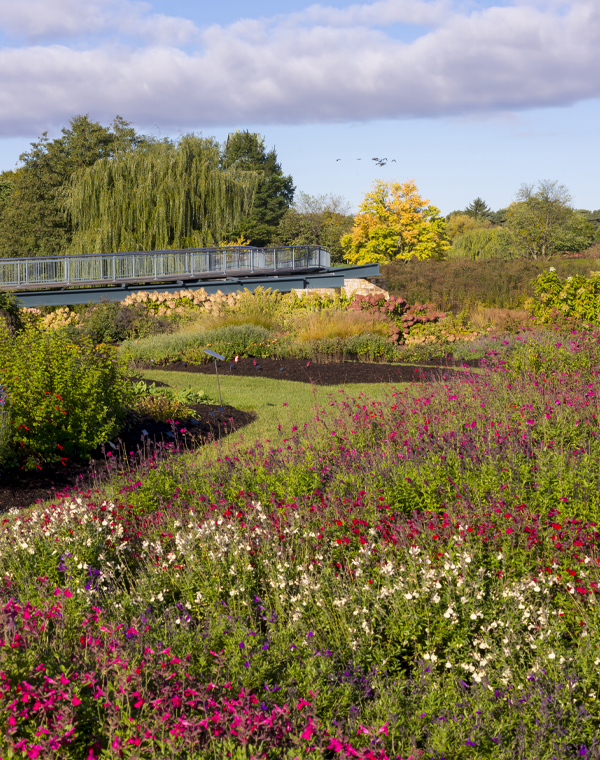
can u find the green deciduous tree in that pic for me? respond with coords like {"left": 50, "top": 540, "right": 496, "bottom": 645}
{"left": 220, "top": 131, "right": 294, "bottom": 246}
{"left": 506, "top": 180, "right": 593, "bottom": 260}
{"left": 67, "top": 135, "right": 260, "bottom": 254}
{"left": 0, "top": 115, "right": 143, "bottom": 258}
{"left": 445, "top": 212, "right": 492, "bottom": 241}
{"left": 341, "top": 179, "right": 449, "bottom": 265}
{"left": 275, "top": 191, "right": 354, "bottom": 264}
{"left": 447, "top": 226, "right": 516, "bottom": 260}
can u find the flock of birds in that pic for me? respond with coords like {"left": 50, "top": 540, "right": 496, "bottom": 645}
{"left": 336, "top": 157, "right": 396, "bottom": 167}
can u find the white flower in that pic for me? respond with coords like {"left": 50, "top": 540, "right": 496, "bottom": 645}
{"left": 549, "top": 267, "right": 556, "bottom": 272}
{"left": 548, "top": 652, "right": 556, "bottom": 660}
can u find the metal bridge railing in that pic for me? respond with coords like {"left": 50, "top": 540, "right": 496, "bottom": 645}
{"left": 0, "top": 246, "right": 331, "bottom": 290}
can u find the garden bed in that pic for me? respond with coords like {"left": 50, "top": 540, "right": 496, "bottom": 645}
{"left": 0, "top": 402, "right": 255, "bottom": 512}
{"left": 135, "top": 356, "right": 479, "bottom": 385}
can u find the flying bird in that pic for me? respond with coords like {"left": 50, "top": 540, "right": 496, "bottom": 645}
{"left": 336, "top": 158, "right": 341, "bottom": 161}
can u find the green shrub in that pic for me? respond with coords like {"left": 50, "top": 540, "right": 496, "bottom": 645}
{"left": 383, "top": 257, "right": 600, "bottom": 312}
{"left": 0, "top": 383, "right": 10, "bottom": 466}
{"left": 119, "top": 329, "right": 207, "bottom": 365}
{"left": 0, "top": 325, "right": 130, "bottom": 469}
{"left": 277, "top": 290, "right": 352, "bottom": 329}
{"left": 525, "top": 269, "right": 600, "bottom": 325}
{"left": 0, "top": 291, "right": 24, "bottom": 334}
{"left": 343, "top": 333, "right": 399, "bottom": 362}
{"left": 79, "top": 300, "right": 173, "bottom": 343}
{"left": 182, "top": 324, "right": 279, "bottom": 363}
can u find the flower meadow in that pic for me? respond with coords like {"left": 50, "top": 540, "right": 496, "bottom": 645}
{"left": 2, "top": 328, "right": 600, "bottom": 757}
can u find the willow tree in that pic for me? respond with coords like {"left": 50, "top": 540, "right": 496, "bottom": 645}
{"left": 67, "top": 135, "right": 260, "bottom": 254}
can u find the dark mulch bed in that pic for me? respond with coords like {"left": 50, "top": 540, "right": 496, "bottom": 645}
{"left": 136, "top": 356, "right": 480, "bottom": 386}
{"left": 0, "top": 403, "right": 255, "bottom": 513}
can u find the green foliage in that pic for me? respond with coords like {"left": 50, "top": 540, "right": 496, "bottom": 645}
{"left": 464, "top": 196, "right": 492, "bottom": 219}
{"left": 506, "top": 180, "right": 594, "bottom": 260}
{"left": 120, "top": 330, "right": 209, "bottom": 366}
{"left": 68, "top": 135, "right": 260, "bottom": 254}
{"left": 552, "top": 211, "right": 596, "bottom": 252}
{"left": 342, "top": 333, "right": 399, "bottom": 361}
{"left": 0, "top": 326, "right": 130, "bottom": 469}
{"left": 275, "top": 192, "right": 354, "bottom": 264}
{"left": 127, "top": 380, "right": 209, "bottom": 407}
{"left": 0, "top": 291, "right": 24, "bottom": 333}
{"left": 220, "top": 131, "right": 295, "bottom": 246}
{"left": 77, "top": 300, "right": 172, "bottom": 344}
{"left": 445, "top": 213, "right": 488, "bottom": 242}
{"left": 277, "top": 290, "right": 352, "bottom": 329}
{"left": 525, "top": 269, "right": 600, "bottom": 325}
{"left": 0, "top": 170, "right": 15, "bottom": 215}
{"left": 130, "top": 382, "right": 210, "bottom": 422}
{"left": 215, "top": 286, "right": 283, "bottom": 330}
{"left": 448, "top": 226, "right": 516, "bottom": 260}
{"left": 0, "top": 383, "right": 9, "bottom": 466}
{"left": 0, "top": 115, "right": 143, "bottom": 258}
{"left": 182, "top": 324, "right": 279, "bottom": 363}
{"left": 383, "top": 256, "right": 600, "bottom": 312}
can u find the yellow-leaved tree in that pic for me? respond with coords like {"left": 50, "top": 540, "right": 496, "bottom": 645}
{"left": 341, "top": 179, "right": 450, "bottom": 264}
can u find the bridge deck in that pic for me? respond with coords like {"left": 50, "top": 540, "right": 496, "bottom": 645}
{"left": 0, "top": 246, "right": 330, "bottom": 290}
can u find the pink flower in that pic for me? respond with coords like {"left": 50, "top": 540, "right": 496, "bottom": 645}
{"left": 72, "top": 696, "right": 81, "bottom": 706}
{"left": 378, "top": 722, "right": 389, "bottom": 736}
{"left": 63, "top": 589, "right": 73, "bottom": 598}
{"left": 60, "top": 674, "right": 70, "bottom": 685}
{"left": 327, "top": 738, "right": 344, "bottom": 752}
{"left": 301, "top": 719, "right": 315, "bottom": 740}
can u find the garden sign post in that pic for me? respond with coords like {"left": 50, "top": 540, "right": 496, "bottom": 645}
{"left": 204, "top": 349, "right": 225, "bottom": 409}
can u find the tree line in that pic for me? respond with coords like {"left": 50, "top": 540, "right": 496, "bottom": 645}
{"left": 0, "top": 114, "right": 353, "bottom": 262}
{"left": 0, "top": 113, "right": 597, "bottom": 264}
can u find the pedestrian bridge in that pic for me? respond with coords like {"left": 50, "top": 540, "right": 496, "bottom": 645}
{"left": 0, "top": 245, "right": 330, "bottom": 291}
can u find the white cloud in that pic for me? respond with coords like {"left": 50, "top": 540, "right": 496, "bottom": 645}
{"left": 0, "top": 0, "right": 599, "bottom": 136}
{"left": 0, "top": 0, "right": 198, "bottom": 44}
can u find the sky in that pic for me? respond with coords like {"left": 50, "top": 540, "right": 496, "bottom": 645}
{"left": 0, "top": 0, "right": 599, "bottom": 214}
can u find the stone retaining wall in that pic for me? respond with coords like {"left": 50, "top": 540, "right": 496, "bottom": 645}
{"left": 292, "top": 277, "right": 389, "bottom": 300}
